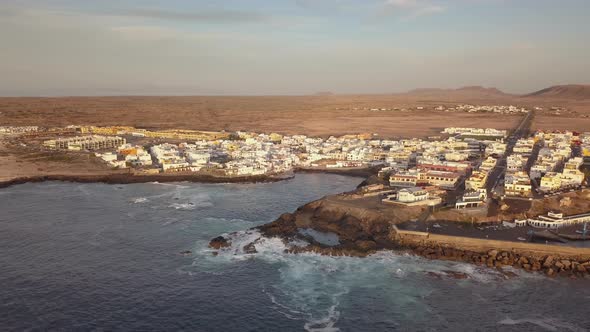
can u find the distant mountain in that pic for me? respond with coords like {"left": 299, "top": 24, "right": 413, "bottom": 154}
{"left": 402, "top": 86, "right": 509, "bottom": 99}
{"left": 524, "top": 84, "right": 590, "bottom": 100}
{"left": 456, "top": 86, "right": 505, "bottom": 95}
{"left": 314, "top": 91, "right": 335, "bottom": 96}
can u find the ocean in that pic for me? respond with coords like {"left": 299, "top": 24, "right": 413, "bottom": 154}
{"left": 1, "top": 174, "right": 589, "bottom": 331}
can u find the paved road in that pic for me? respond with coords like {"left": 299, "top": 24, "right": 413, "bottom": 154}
{"left": 487, "top": 110, "right": 535, "bottom": 195}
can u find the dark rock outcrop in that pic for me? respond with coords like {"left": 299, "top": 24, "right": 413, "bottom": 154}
{"left": 243, "top": 242, "right": 258, "bottom": 254}
{"left": 256, "top": 196, "right": 422, "bottom": 256}
{"left": 209, "top": 236, "right": 231, "bottom": 249}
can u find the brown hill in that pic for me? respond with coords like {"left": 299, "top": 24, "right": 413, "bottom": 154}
{"left": 525, "top": 84, "right": 590, "bottom": 100}
{"left": 403, "top": 86, "right": 510, "bottom": 99}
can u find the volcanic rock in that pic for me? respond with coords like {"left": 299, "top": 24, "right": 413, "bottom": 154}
{"left": 209, "top": 236, "right": 231, "bottom": 249}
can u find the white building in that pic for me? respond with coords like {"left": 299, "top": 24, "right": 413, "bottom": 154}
{"left": 397, "top": 187, "right": 429, "bottom": 203}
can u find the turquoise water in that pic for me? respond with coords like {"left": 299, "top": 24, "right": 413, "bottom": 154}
{"left": 1, "top": 174, "right": 589, "bottom": 331}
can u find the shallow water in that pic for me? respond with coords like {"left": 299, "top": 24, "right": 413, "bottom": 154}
{"left": 1, "top": 174, "right": 589, "bottom": 331}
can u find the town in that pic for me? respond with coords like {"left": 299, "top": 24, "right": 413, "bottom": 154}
{"left": 2, "top": 111, "right": 590, "bottom": 232}
{"left": 346, "top": 104, "right": 531, "bottom": 114}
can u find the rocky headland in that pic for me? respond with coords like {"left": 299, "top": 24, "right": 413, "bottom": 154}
{"left": 209, "top": 190, "right": 590, "bottom": 278}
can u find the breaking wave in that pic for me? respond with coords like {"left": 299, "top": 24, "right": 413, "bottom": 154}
{"left": 196, "top": 229, "right": 553, "bottom": 331}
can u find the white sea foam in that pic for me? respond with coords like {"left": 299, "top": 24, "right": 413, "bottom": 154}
{"left": 287, "top": 238, "right": 310, "bottom": 247}
{"left": 200, "top": 230, "right": 349, "bottom": 329}
{"left": 304, "top": 304, "right": 341, "bottom": 332}
{"left": 201, "top": 229, "right": 563, "bottom": 331}
{"left": 168, "top": 194, "right": 214, "bottom": 210}
{"left": 169, "top": 203, "right": 197, "bottom": 210}
{"left": 131, "top": 197, "right": 148, "bottom": 204}
{"left": 499, "top": 317, "right": 586, "bottom": 332}
{"left": 211, "top": 230, "right": 289, "bottom": 259}
{"left": 150, "top": 182, "right": 190, "bottom": 189}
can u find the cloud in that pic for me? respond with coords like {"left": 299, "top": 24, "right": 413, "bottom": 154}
{"left": 407, "top": 4, "right": 445, "bottom": 18}
{"left": 110, "top": 26, "right": 183, "bottom": 41}
{"left": 105, "top": 7, "right": 270, "bottom": 24}
{"left": 385, "top": 0, "right": 420, "bottom": 7}
{"left": 383, "top": 0, "right": 446, "bottom": 18}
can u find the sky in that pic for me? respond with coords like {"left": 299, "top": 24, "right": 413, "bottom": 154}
{"left": 0, "top": 0, "right": 589, "bottom": 96}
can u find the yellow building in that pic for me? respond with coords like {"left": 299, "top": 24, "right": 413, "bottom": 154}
{"left": 143, "top": 129, "right": 228, "bottom": 140}
{"left": 84, "top": 126, "right": 135, "bottom": 135}
{"left": 465, "top": 171, "right": 488, "bottom": 190}
{"left": 80, "top": 126, "right": 229, "bottom": 141}
{"left": 118, "top": 147, "right": 138, "bottom": 156}
{"left": 269, "top": 133, "right": 283, "bottom": 142}
{"left": 480, "top": 157, "right": 497, "bottom": 171}
{"left": 540, "top": 172, "right": 561, "bottom": 192}
{"left": 504, "top": 172, "right": 532, "bottom": 197}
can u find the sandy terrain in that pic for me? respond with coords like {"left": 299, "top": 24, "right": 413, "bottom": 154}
{"left": 0, "top": 140, "right": 118, "bottom": 181}
{"left": 1, "top": 90, "right": 588, "bottom": 137}
{"left": 1, "top": 87, "right": 588, "bottom": 182}
{"left": 532, "top": 115, "right": 590, "bottom": 133}
{"left": 0, "top": 95, "right": 533, "bottom": 137}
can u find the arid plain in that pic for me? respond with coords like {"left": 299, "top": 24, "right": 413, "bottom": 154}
{"left": 1, "top": 85, "right": 590, "bottom": 137}
{"left": 1, "top": 85, "right": 589, "bottom": 181}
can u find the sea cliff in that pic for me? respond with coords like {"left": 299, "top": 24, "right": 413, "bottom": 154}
{"left": 210, "top": 192, "right": 590, "bottom": 278}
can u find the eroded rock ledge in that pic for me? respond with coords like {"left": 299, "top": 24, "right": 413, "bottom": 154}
{"left": 256, "top": 193, "right": 425, "bottom": 256}
{"left": 210, "top": 192, "right": 590, "bottom": 278}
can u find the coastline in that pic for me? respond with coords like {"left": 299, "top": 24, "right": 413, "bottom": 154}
{"left": 0, "top": 167, "right": 369, "bottom": 189}
{"left": 0, "top": 172, "right": 290, "bottom": 189}
{"left": 5, "top": 163, "right": 589, "bottom": 279}
{"left": 210, "top": 191, "right": 590, "bottom": 279}
{"left": 293, "top": 166, "right": 378, "bottom": 178}
{"left": 394, "top": 227, "right": 590, "bottom": 278}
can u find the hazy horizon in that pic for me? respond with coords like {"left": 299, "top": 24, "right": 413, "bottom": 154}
{"left": 1, "top": 0, "right": 589, "bottom": 97}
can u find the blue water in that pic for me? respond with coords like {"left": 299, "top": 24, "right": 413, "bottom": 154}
{"left": 1, "top": 174, "right": 589, "bottom": 331}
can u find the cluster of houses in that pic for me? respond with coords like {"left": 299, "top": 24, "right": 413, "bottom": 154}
{"left": 442, "top": 127, "right": 507, "bottom": 139}
{"left": 0, "top": 126, "right": 39, "bottom": 135}
{"left": 344, "top": 106, "right": 417, "bottom": 112}
{"left": 143, "top": 132, "right": 463, "bottom": 176}
{"left": 63, "top": 127, "right": 509, "bottom": 182}
{"left": 79, "top": 126, "right": 230, "bottom": 141}
{"left": 438, "top": 105, "right": 529, "bottom": 114}
{"left": 503, "top": 138, "right": 535, "bottom": 197}
{"left": 95, "top": 144, "right": 153, "bottom": 169}
{"left": 380, "top": 128, "right": 509, "bottom": 207}
{"left": 341, "top": 104, "right": 532, "bottom": 115}
{"left": 43, "top": 135, "right": 126, "bottom": 151}
{"left": 533, "top": 131, "right": 585, "bottom": 193}
{"left": 33, "top": 126, "right": 588, "bottom": 206}
{"left": 500, "top": 131, "right": 587, "bottom": 197}
{"left": 454, "top": 140, "right": 507, "bottom": 208}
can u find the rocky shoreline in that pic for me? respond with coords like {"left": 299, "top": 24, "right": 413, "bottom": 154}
{"left": 0, "top": 172, "right": 290, "bottom": 189}
{"left": 210, "top": 230, "right": 590, "bottom": 278}
{"left": 294, "top": 166, "right": 379, "bottom": 179}
{"left": 408, "top": 245, "right": 590, "bottom": 278}
{"left": 208, "top": 191, "right": 590, "bottom": 279}
{"left": 0, "top": 166, "right": 372, "bottom": 189}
